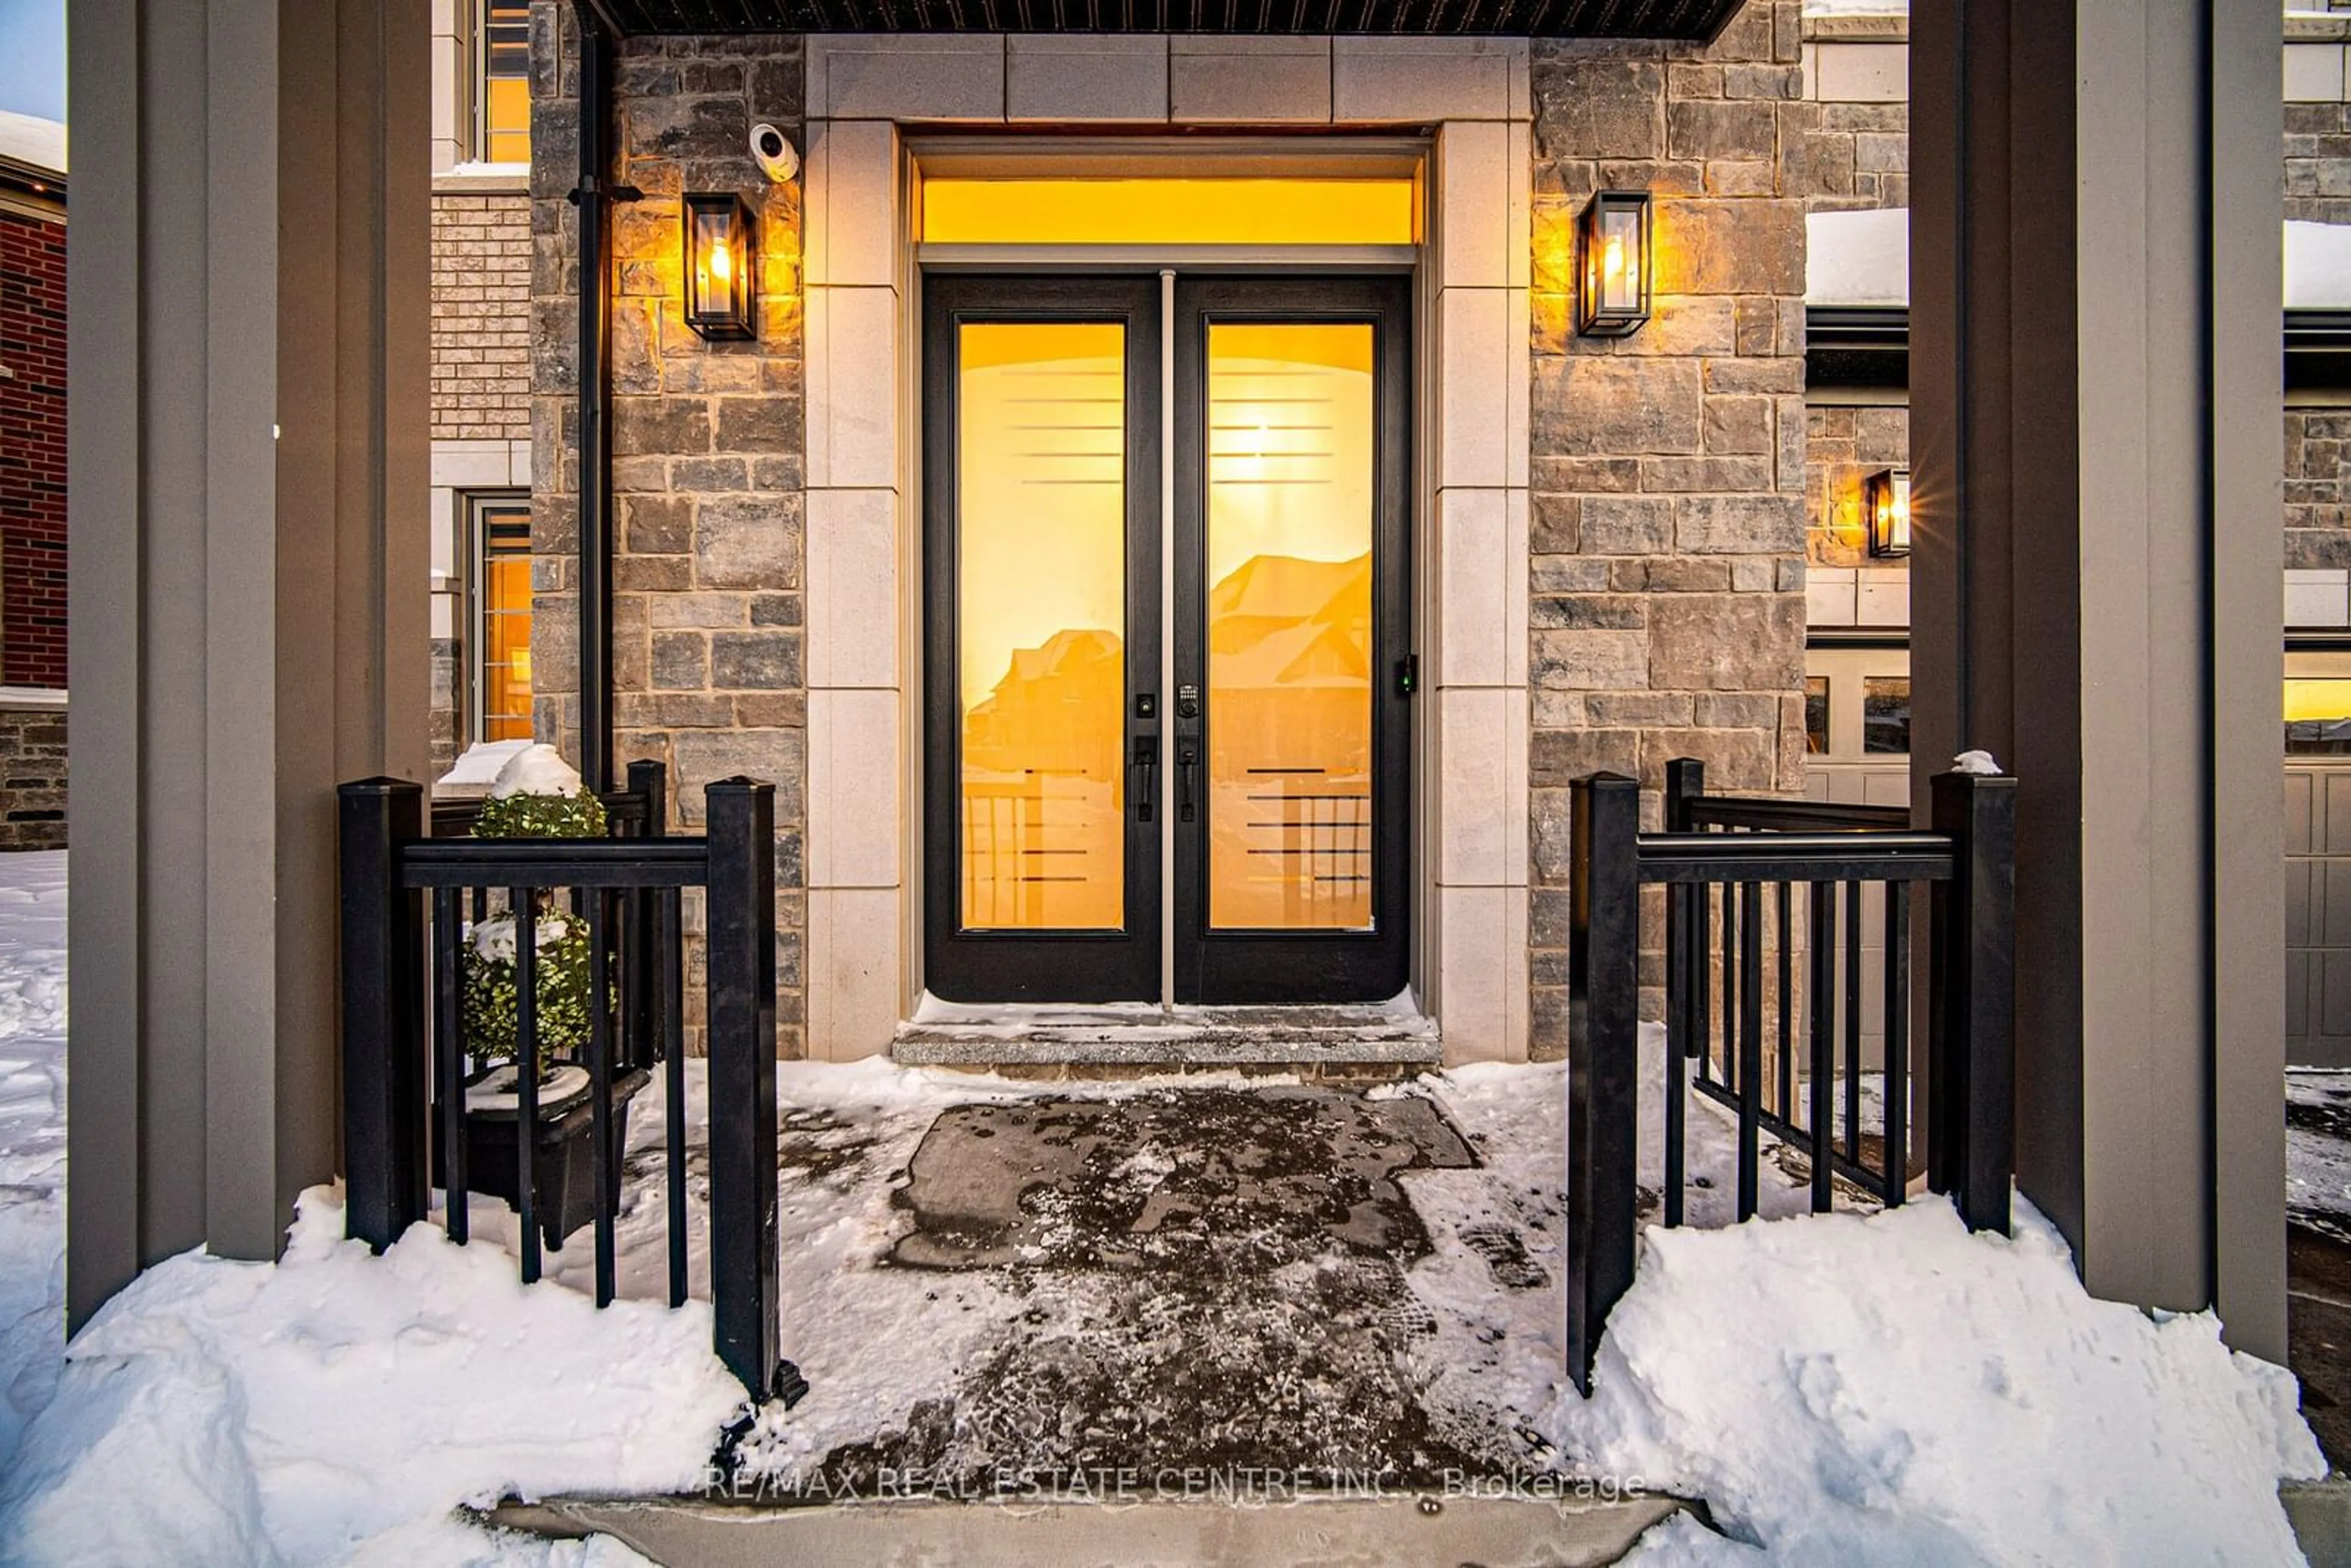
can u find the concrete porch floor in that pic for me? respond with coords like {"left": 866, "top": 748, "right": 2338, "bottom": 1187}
{"left": 469, "top": 1043, "right": 1839, "bottom": 1563}
{"left": 488, "top": 1491, "right": 1690, "bottom": 1567}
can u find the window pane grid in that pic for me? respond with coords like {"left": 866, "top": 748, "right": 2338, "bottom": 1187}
{"left": 478, "top": 501, "right": 534, "bottom": 742}
{"left": 480, "top": 0, "right": 531, "bottom": 165}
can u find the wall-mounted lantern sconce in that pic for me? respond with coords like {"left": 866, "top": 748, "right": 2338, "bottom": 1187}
{"left": 683, "top": 192, "right": 757, "bottom": 342}
{"left": 1865, "top": 467, "right": 1911, "bottom": 558}
{"left": 1577, "top": 189, "right": 1652, "bottom": 339}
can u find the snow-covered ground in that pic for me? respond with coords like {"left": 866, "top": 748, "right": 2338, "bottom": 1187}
{"left": 0, "top": 850, "right": 64, "bottom": 1472}
{"left": 0, "top": 848, "right": 2327, "bottom": 1564}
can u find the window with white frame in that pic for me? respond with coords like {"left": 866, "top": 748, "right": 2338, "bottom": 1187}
{"left": 478, "top": 0, "right": 530, "bottom": 166}
{"left": 471, "top": 496, "right": 533, "bottom": 741}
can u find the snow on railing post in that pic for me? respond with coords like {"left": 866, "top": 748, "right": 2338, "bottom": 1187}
{"left": 1928, "top": 767, "right": 2018, "bottom": 1234}
{"left": 703, "top": 776, "right": 781, "bottom": 1400}
{"left": 338, "top": 778, "right": 429, "bottom": 1251}
{"left": 1567, "top": 771, "right": 1642, "bottom": 1395}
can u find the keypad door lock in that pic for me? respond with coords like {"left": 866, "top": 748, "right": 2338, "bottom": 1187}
{"left": 1177, "top": 683, "right": 1201, "bottom": 721}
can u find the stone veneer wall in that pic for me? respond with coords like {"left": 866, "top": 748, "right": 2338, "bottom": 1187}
{"left": 530, "top": 3, "right": 808, "bottom": 1054}
{"left": 429, "top": 637, "right": 463, "bottom": 776}
{"left": 1805, "top": 403, "right": 1907, "bottom": 571}
{"left": 2289, "top": 408, "right": 2351, "bottom": 569}
{"left": 1789, "top": 15, "right": 1909, "bottom": 575}
{"left": 0, "top": 706, "right": 66, "bottom": 850}
{"left": 1525, "top": 0, "right": 1812, "bottom": 1044}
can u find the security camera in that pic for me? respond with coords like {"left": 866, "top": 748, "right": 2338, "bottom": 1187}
{"left": 751, "top": 123, "right": 798, "bottom": 184}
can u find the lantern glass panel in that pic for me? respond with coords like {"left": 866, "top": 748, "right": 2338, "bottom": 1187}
{"left": 683, "top": 196, "right": 756, "bottom": 341}
{"left": 1597, "top": 205, "right": 1641, "bottom": 313}
{"left": 1577, "top": 191, "right": 1650, "bottom": 337}
{"left": 1868, "top": 468, "right": 1911, "bottom": 558}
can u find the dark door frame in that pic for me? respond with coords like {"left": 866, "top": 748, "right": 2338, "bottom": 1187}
{"left": 920, "top": 275, "right": 1164, "bottom": 1002}
{"left": 1171, "top": 275, "right": 1414, "bottom": 1005}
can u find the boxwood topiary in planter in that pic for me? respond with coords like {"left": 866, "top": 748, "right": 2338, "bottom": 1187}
{"left": 445, "top": 743, "right": 648, "bottom": 1248}
{"left": 461, "top": 745, "right": 608, "bottom": 1077}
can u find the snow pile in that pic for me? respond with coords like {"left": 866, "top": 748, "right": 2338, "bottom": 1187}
{"left": 490, "top": 743, "right": 585, "bottom": 800}
{"left": 0, "top": 1191, "right": 746, "bottom": 1567}
{"left": 2289, "top": 220, "right": 2351, "bottom": 311}
{"left": 1574, "top": 1199, "right": 2324, "bottom": 1566}
{"left": 470, "top": 912, "right": 577, "bottom": 962}
{"left": 0, "top": 850, "right": 66, "bottom": 1472}
{"left": 1806, "top": 208, "right": 1908, "bottom": 307}
{"left": 437, "top": 739, "right": 536, "bottom": 796}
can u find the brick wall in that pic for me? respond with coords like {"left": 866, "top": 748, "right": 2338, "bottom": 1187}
{"left": 432, "top": 194, "right": 534, "bottom": 441}
{"left": 0, "top": 208, "right": 67, "bottom": 689}
{"left": 531, "top": 3, "right": 808, "bottom": 1054}
{"left": 1526, "top": 1, "right": 1813, "bottom": 1042}
{"left": 0, "top": 705, "right": 66, "bottom": 850}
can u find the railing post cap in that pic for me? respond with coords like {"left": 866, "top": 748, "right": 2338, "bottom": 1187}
{"left": 339, "top": 776, "right": 424, "bottom": 798}
{"left": 1929, "top": 769, "right": 2018, "bottom": 793}
{"left": 705, "top": 775, "right": 773, "bottom": 795}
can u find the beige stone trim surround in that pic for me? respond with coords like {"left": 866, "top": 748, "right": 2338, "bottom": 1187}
{"left": 800, "top": 33, "right": 1532, "bottom": 1063}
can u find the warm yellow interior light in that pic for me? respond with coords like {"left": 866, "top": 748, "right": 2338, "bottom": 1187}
{"left": 706, "top": 238, "right": 731, "bottom": 282}
{"left": 2285, "top": 680, "right": 2351, "bottom": 722}
{"left": 921, "top": 178, "right": 1416, "bottom": 247}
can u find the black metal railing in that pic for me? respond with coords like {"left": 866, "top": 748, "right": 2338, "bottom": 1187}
{"left": 1566, "top": 759, "right": 2015, "bottom": 1392}
{"left": 337, "top": 766, "right": 785, "bottom": 1400}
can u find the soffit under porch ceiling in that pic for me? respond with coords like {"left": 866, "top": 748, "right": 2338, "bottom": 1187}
{"left": 586, "top": 0, "right": 1741, "bottom": 40}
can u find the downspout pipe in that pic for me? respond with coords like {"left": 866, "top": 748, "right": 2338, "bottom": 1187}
{"left": 570, "top": 1, "right": 632, "bottom": 795}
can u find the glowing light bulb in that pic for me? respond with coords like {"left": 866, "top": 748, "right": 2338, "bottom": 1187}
{"left": 707, "top": 240, "right": 731, "bottom": 282}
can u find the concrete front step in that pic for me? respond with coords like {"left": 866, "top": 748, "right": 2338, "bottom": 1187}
{"left": 489, "top": 1491, "right": 1693, "bottom": 1567}
{"left": 891, "top": 999, "right": 1444, "bottom": 1078}
{"left": 2284, "top": 1478, "right": 2351, "bottom": 1566}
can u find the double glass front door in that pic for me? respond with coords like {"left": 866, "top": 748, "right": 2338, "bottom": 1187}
{"left": 922, "top": 275, "right": 1412, "bottom": 1004}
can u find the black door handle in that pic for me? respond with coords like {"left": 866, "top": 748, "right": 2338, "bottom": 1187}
{"left": 1177, "top": 741, "right": 1198, "bottom": 822}
{"left": 1131, "top": 737, "right": 1157, "bottom": 822}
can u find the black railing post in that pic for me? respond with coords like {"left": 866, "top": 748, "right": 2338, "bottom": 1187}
{"left": 1567, "top": 771, "right": 1641, "bottom": 1395}
{"left": 1663, "top": 757, "right": 1703, "bottom": 1071}
{"left": 705, "top": 776, "right": 780, "bottom": 1399}
{"left": 1663, "top": 757, "right": 1703, "bottom": 834}
{"left": 624, "top": 759, "right": 666, "bottom": 1072}
{"left": 1928, "top": 769, "right": 2017, "bottom": 1232}
{"left": 339, "top": 778, "right": 428, "bottom": 1251}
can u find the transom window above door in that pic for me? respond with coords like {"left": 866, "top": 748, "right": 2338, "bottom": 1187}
{"left": 921, "top": 177, "right": 1417, "bottom": 247}
{"left": 909, "top": 140, "right": 1427, "bottom": 264}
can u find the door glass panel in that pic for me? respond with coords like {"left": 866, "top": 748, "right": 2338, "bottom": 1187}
{"left": 1862, "top": 675, "right": 1911, "bottom": 754}
{"left": 957, "top": 322, "right": 1127, "bottom": 931}
{"left": 1205, "top": 322, "right": 1375, "bottom": 931}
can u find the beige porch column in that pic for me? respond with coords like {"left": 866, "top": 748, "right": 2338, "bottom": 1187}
{"left": 67, "top": 0, "right": 429, "bottom": 1321}
{"left": 1910, "top": 0, "right": 2286, "bottom": 1358}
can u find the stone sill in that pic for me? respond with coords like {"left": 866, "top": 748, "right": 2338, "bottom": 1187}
{"left": 0, "top": 687, "right": 66, "bottom": 712}
{"left": 432, "top": 167, "right": 530, "bottom": 197}
{"left": 1801, "top": 15, "right": 1907, "bottom": 42}
{"left": 2290, "top": 13, "right": 2351, "bottom": 42}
